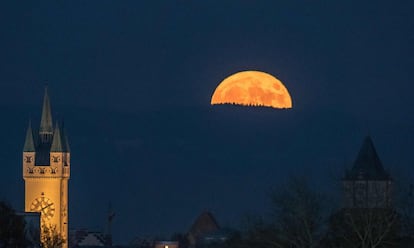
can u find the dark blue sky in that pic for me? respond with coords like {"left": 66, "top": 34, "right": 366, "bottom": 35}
{"left": 1, "top": 1, "right": 414, "bottom": 244}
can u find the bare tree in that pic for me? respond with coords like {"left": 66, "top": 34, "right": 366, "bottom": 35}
{"left": 226, "top": 176, "right": 325, "bottom": 248}
{"left": 270, "top": 176, "right": 325, "bottom": 248}
{"left": 40, "top": 224, "right": 65, "bottom": 248}
{"left": 393, "top": 183, "right": 414, "bottom": 246}
{"left": 322, "top": 208, "right": 399, "bottom": 248}
{"left": 230, "top": 214, "right": 283, "bottom": 248}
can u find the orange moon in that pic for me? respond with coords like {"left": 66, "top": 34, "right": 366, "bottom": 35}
{"left": 211, "top": 71, "right": 292, "bottom": 109}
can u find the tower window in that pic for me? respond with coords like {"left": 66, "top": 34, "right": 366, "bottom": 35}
{"left": 52, "top": 156, "right": 60, "bottom": 163}
{"left": 25, "top": 156, "right": 33, "bottom": 163}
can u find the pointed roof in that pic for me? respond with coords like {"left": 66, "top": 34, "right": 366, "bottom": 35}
{"left": 50, "top": 122, "right": 63, "bottom": 152}
{"left": 345, "top": 136, "right": 391, "bottom": 180}
{"left": 60, "top": 121, "right": 70, "bottom": 152}
{"left": 188, "top": 211, "right": 220, "bottom": 243}
{"left": 23, "top": 121, "right": 36, "bottom": 152}
{"left": 39, "top": 87, "right": 53, "bottom": 135}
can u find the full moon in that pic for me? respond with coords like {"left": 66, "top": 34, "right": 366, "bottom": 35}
{"left": 211, "top": 71, "right": 292, "bottom": 109}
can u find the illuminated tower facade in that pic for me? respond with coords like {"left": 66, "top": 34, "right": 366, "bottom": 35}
{"left": 23, "top": 88, "right": 70, "bottom": 247}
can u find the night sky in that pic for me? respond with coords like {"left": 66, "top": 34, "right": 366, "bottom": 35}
{"left": 1, "top": 1, "right": 414, "bottom": 244}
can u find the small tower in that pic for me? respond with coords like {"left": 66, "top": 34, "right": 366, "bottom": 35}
{"left": 342, "top": 136, "right": 392, "bottom": 208}
{"left": 23, "top": 87, "right": 70, "bottom": 248}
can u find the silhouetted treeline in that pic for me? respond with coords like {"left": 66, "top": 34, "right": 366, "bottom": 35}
{"left": 215, "top": 176, "right": 414, "bottom": 248}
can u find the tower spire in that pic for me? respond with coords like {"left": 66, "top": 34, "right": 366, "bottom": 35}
{"left": 23, "top": 120, "right": 35, "bottom": 152}
{"left": 39, "top": 86, "right": 53, "bottom": 141}
{"left": 347, "top": 136, "right": 390, "bottom": 180}
{"left": 61, "top": 121, "right": 70, "bottom": 152}
{"left": 50, "top": 122, "right": 63, "bottom": 152}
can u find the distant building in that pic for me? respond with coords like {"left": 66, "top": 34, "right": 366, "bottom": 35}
{"left": 322, "top": 136, "right": 401, "bottom": 248}
{"left": 129, "top": 238, "right": 178, "bottom": 248}
{"left": 342, "top": 136, "right": 393, "bottom": 208}
{"left": 69, "top": 229, "right": 114, "bottom": 247}
{"left": 154, "top": 241, "right": 179, "bottom": 248}
{"left": 187, "top": 211, "right": 223, "bottom": 248}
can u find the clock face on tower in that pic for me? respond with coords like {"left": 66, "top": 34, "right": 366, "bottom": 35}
{"left": 30, "top": 197, "right": 55, "bottom": 221}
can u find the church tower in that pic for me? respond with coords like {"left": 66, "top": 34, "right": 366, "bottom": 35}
{"left": 342, "top": 136, "right": 392, "bottom": 208}
{"left": 23, "top": 88, "right": 70, "bottom": 247}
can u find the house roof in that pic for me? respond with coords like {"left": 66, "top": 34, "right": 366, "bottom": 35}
{"left": 188, "top": 211, "right": 220, "bottom": 244}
